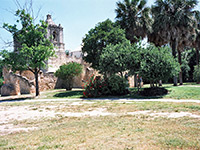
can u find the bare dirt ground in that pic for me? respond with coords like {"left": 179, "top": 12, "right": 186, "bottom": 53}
{"left": 0, "top": 100, "right": 200, "bottom": 136}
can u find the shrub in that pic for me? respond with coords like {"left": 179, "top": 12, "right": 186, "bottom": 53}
{"left": 82, "top": 75, "right": 102, "bottom": 98}
{"left": 83, "top": 75, "right": 128, "bottom": 98}
{"left": 55, "top": 62, "right": 82, "bottom": 90}
{"left": 193, "top": 65, "right": 200, "bottom": 83}
{"left": 0, "top": 78, "right": 4, "bottom": 88}
{"left": 107, "top": 75, "right": 128, "bottom": 95}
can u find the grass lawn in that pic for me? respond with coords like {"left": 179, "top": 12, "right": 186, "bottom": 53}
{"left": 39, "top": 88, "right": 84, "bottom": 99}
{"left": 0, "top": 100, "right": 200, "bottom": 149}
{"left": 38, "top": 82, "right": 200, "bottom": 100}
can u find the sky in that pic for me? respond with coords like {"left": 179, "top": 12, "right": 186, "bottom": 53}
{"left": 0, "top": 0, "right": 198, "bottom": 51}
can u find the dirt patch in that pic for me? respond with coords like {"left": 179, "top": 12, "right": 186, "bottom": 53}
{"left": 0, "top": 124, "right": 38, "bottom": 136}
{"left": 1, "top": 104, "right": 200, "bottom": 135}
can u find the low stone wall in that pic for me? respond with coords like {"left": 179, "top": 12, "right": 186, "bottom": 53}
{"left": 1, "top": 68, "right": 35, "bottom": 96}
{"left": 1, "top": 62, "right": 97, "bottom": 96}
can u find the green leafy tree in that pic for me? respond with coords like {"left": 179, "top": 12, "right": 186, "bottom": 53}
{"left": 1, "top": 9, "right": 55, "bottom": 96}
{"left": 55, "top": 62, "right": 83, "bottom": 90}
{"left": 82, "top": 19, "right": 127, "bottom": 70}
{"left": 99, "top": 40, "right": 141, "bottom": 77}
{"left": 115, "top": 0, "right": 152, "bottom": 44}
{"left": 139, "top": 44, "right": 180, "bottom": 87}
{"left": 193, "top": 65, "right": 200, "bottom": 83}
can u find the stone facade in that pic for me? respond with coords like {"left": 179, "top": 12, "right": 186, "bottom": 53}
{"left": 45, "top": 14, "right": 67, "bottom": 73}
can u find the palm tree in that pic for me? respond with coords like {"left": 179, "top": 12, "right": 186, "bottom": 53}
{"left": 115, "top": 0, "right": 152, "bottom": 87}
{"left": 115, "top": 0, "right": 152, "bottom": 44}
{"left": 193, "top": 11, "right": 200, "bottom": 66}
{"left": 150, "top": 0, "right": 198, "bottom": 86}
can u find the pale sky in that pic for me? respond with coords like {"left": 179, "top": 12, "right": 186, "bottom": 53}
{"left": 0, "top": 0, "right": 198, "bottom": 51}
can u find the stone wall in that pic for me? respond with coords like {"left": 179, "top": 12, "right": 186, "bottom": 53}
{"left": 1, "top": 60, "right": 96, "bottom": 96}
{"left": 1, "top": 68, "right": 35, "bottom": 96}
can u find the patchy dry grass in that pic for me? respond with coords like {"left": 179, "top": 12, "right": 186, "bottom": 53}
{"left": 0, "top": 100, "right": 200, "bottom": 149}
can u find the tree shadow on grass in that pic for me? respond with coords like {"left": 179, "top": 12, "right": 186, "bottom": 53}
{"left": 53, "top": 88, "right": 167, "bottom": 99}
{"left": 0, "top": 97, "right": 34, "bottom": 103}
{"left": 127, "top": 88, "right": 167, "bottom": 99}
{"left": 53, "top": 90, "right": 83, "bottom": 98}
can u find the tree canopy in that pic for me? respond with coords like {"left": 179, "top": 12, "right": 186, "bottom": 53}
{"left": 82, "top": 19, "right": 127, "bottom": 70}
{"left": 55, "top": 62, "right": 82, "bottom": 90}
{"left": 115, "top": 0, "right": 152, "bottom": 43}
{"left": 99, "top": 40, "right": 141, "bottom": 77}
{"left": 139, "top": 44, "right": 180, "bottom": 86}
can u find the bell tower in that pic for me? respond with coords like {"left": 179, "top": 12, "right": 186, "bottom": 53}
{"left": 45, "top": 14, "right": 66, "bottom": 72}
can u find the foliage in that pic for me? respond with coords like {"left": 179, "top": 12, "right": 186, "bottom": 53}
{"left": 0, "top": 59, "right": 3, "bottom": 77}
{"left": 99, "top": 41, "right": 141, "bottom": 77}
{"left": 193, "top": 65, "right": 200, "bottom": 83}
{"left": 151, "top": 0, "right": 197, "bottom": 45}
{"left": 1, "top": 9, "right": 55, "bottom": 96}
{"left": 82, "top": 75, "right": 103, "bottom": 98}
{"left": 82, "top": 19, "right": 127, "bottom": 70}
{"left": 106, "top": 75, "right": 128, "bottom": 95}
{"left": 0, "top": 78, "right": 4, "bottom": 88}
{"left": 150, "top": 0, "right": 198, "bottom": 85}
{"left": 55, "top": 62, "right": 82, "bottom": 80}
{"left": 55, "top": 62, "right": 83, "bottom": 90}
{"left": 115, "top": 0, "right": 152, "bottom": 43}
{"left": 0, "top": 59, "right": 3, "bottom": 88}
{"left": 181, "top": 49, "right": 196, "bottom": 81}
{"left": 139, "top": 44, "right": 180, "bottom": 86}
{"left": 83, "top": 75, "right": 128, "bottom": 98}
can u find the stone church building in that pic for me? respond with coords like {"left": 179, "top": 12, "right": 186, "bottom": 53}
{"left": 45, "top": 14, "right": 66, "bottom": 73}
{"left": 1, "top": 15, "right": 95, "bottom": 96}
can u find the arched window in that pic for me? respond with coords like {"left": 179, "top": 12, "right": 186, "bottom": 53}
{"left": 53, "top": 31, "right": 57, "bottom": 41}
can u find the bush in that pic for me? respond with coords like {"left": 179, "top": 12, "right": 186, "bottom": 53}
{"left": 193, "top": 65, "right": 200, "bottom": 83}
{"left": 83, "top": 75, "right": 103, "bottom": 97}
{"left": 107, "top": 75, "right": 128, "bottom": 95}
{"left": 0, "top": 78, "right": 4, "bottom": 88}
{"left": 83, "top": 75, "right": 128, "bottom": 98}
{"left": 55, "top": 62, "right": 82, "bottom": 90}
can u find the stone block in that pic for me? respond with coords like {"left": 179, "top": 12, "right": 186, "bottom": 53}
{"left": 1, "top": 84, "right": 20, "bottom": 96}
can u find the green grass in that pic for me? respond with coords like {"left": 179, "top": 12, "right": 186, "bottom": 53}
{"left": 37, "top": 82, "right": 200, "bottom": 100}
{"left": 39, "top": 89, "right": 84, "bottom": 99}
{"left": 164, "top": 86, "right": 200, "bottom": 99}
{"left": 129, "top": 83, "right": 200, "bottom": 100}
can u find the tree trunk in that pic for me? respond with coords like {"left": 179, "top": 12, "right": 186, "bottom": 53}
{"left": 171, "top": 39, "right": 178, "bottom": 86}
{"left": 34, "top": 69, "right": 39, "bottom": 96}
{"left": 196, "top": 48, "right": 199, "bottom": 66}
{"left": 134, "top": 74, "right": 137, "bottom": 87}
{"left": 65, "top": 78, "right": 73, "bottom": 91}
{"left": 178, "top": 50, "right": 183, "bottom": 85}
{"left": 120, "top": 72, "right": 123, "bottom": 78}
{"left": 159, "top": 80, "right": 162, "bottom": 86}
